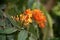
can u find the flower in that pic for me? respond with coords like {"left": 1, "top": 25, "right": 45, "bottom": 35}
{"left": 15, "top": 15, "right": 19, "bottom": 21}
{"left": 19, "top": 14, "right": 25, "bottom": 21}
{"left": 24, "top": 9, "right": 32, "bottom": 18}
{"left": 11, "top": 9, "right": 47, "bottom": 28}
{"left": 32, "top": 9, "right": 47, "bottom": 28}
{"left": 19, "top": 13, "right": 32, "bottom": 26}
{"left": 22, "top": 9, "right": 32, "bottom": 26}
{"left": 11, "top": 16, "right": 16, "bottom": 20}
{"left": 39, "top": 23, "right": 45, "bottom": 28}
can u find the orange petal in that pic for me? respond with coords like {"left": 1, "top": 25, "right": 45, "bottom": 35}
{"left": 39, "top": 23, "right": 45, "bottom": 28}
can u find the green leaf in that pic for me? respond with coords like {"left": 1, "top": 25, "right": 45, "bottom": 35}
{"left": 27, "top": 0, "right": 34, "bottom": 8}
{"left": 0, "top": 14, "right": 18, "bottom": 34}
{"left": 0, "top": 20, "right": 5, "bottom": 27}
{"left": 29, "top": 23, "right": 39, "bottom": 39}
{"left": 43, "top": 12, "right": 53, "bottom": 40}
{"left": 0, "top": 10, "right": 3, "bottom": 18}
{"left": 5, "top": 3, "right": 18, "bottom": 16}
{"left": 29, "top": 34, "right": 37, "bottom": 40}
{"left": 52, "top": 2, "right": 60, "bottom": 16}
{"left": 0, "top": 35, "right": 6, "bottom": 40}
{"left": 32, "top": 1, "right": 40, "bottom": 9}
{"left": 0, "top": 27, "right": 17, "bottom": 34}
{"left": 16, "top": 0, "right": 28, "bottom": 12}
{"left": 5, "top": 0, "right": 28, "bottom": 15}
{"left": 18, "top": 30, "right": 28, "bottom": 40}
{"left": 6, "top": 34, "right": 15, "bottom": 40}
{"left": 40, "top": 5, "right": 54, "bottom": 40}
{"left": 6, "top": 14, "right": 20, "bottom": 29}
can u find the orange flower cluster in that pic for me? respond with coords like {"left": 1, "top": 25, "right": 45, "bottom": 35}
{"left": 11, "top": 9, "right": 32, "bottom": 26}
{"left": 11, "top": 15, "right": 19, "bottom": 21}
{"left": 11, "top": 9, "right": 47, "bottom": 28}
{"left": 32, "top": 9, "right": 46, "bottom": 28}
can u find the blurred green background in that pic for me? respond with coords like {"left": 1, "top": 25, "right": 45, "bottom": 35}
{"left": 0, "top": 0, "right": 60, "bottom": 40}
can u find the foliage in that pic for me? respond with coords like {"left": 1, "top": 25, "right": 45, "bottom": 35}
{"left": 0, "top": 0, "right": 60, "bottom": 40}
{"left": 52, "top": 2, "right": 60, "bottom": 16}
